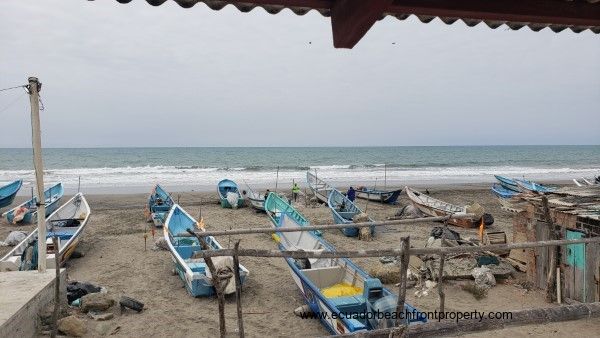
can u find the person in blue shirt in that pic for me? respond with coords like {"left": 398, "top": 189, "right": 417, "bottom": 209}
{"left": 347, "top": 186, "right": 356, "bottom": 202}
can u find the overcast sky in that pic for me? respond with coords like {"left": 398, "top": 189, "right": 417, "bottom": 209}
{"left": 0, "top": 1, "right": 599, "bottom": 147}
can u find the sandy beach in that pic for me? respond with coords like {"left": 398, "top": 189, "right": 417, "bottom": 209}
{"left": 1, "top": 184, "right": 598, "bottom": 337}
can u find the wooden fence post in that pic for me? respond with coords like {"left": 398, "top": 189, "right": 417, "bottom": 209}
{"left": 438, "top": 253, "right": 446, "bottom": 313}
{"left": 233, "top": 241, "right": 245, "bottom": 338}
{"left": 542, "top": 196, "right": 556, "bottom": 303}
{"left": 51, "top": 236, "right": 60, "bottom": 338}
{"left": 395, "top": 236, "right": 410, "bottom": 327}
{"left": 187, "top": 229, "right": 227, "bottom": 338}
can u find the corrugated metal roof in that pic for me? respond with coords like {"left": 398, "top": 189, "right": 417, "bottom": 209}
{"left": 113, "top": 0, "right": 600, "bottom": 34}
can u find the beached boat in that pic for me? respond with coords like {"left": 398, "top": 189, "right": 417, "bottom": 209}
{"left": 3, "top": 183, "right": 64, "bottom": 224}
{"left": 147, "top": 184, "right": 174, "bottom": 227}
{"left": 243, "top": 183, "right": 265, "bottom": 211}
{"left": 264, "top": 192, "right": 321, "bottom": 236}
{"left": 0, "top": 179, "right": 23, "bottom": 209}
{"left": 405, "top": 187, "right": 493, "bottom": 228}
{"left": 266, "top": 194, "right": 425, "bottom": 334}
{"left": 217, "top": 179, "right": 244, "bottom": 208}
{"left": 307, "top": 171, "right": 334, "bottom": 203}
{"left": 327, "top": 189, "right": 374, "bottom": 237}
{"left": 164, "top": 204, "right": 249, "bottom": 297}
{"left": 493, "top": 175, "right": 520, "bottom": 192}
{"left": 355, "top": 187, "right": 401, "bottom": 204}
{"left": 490, "top": 183, "right": 518, "bottom": 199}
{"left": 0, "top": 193, "right": 91, "bottom": 272}
{"left": 573, "top": 177, "right": 599, "bottom": 186}
{"left": 515, "top": 179, "right": 556, "bottom": 194}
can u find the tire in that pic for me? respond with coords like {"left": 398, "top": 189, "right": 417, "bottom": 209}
{"left": 119, "top": 296, "right": 144, "bottom": 312}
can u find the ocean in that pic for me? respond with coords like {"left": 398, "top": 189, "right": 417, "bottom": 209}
{"left": 0, "top": 146, "right": 598, "bottom": 193}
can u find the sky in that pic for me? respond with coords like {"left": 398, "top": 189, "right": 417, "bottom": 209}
{"left": 0, "top": 0, "right": 599, "bottom": 147}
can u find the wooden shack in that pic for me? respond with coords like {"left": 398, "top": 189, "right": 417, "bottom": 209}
{"left": 509, "top": 186, "right": 600, "bottom": 303}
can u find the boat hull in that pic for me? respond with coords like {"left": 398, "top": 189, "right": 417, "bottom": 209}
{"left": 355, "top": 189, "right": 401, "bottom": 204}
{"left": 328, "top": 189, "right": 375, "bottom": 237}
{"left": 217, "top": 179, "right": 244, "bottom": 208}
{"left": 0, "top": 180, "right": 23, "bottom": 209}
{"left": 494, "top": 175, "right": 520, "bottom": 192}
{"left": 164, "top": 205, "right": 249, "bottom": 297}
{"left": 4, "top": 183, "right": 64, "bottom": 224}
{"left": 406, "top": 187, "right": 480, "bottom": 228}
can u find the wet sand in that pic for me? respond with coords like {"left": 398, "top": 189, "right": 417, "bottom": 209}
{"left": 1, "top": 185, "right": 598, "bottom": 337}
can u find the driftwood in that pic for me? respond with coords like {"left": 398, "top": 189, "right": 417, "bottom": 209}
{"left": 178, "top": 214, "right": 477, "bottom": 238}
{"left": 188, "top": 237, "right": 600, "bottom": 259}
{"left": 327, "top": 302, "right": 600, "bottom": 338}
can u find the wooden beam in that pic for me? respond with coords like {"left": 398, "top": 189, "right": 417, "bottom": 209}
{"left": 189, "top": 237, "right": 600, "bottom": 259}
{"left": 330, "top": 0, "right": 393, "bottom": 48}
{"left": 387, "top": 0, "right": 600, "bottom": 27}
{"left": 328, "top": 302, "right": 600, "bottom": 338}
{"left": 179, "top": 214, "right": 476, "bottom": 238}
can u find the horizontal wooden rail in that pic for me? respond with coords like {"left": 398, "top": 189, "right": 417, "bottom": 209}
{"left": 177, "top": 214, "right": 476, "bottom": 237}
{"left": 188, "top": 237, "right": 600, "bottom": 259}
{"left": 326, "top": 302, "right": 600, "bottom": 338}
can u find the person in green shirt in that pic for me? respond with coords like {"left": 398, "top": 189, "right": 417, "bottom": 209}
{"left": 292, "top": 182, "right": 300, "bottom": 202}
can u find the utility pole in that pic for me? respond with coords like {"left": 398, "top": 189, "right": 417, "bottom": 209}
{"left": 28, "top": 77, "right": 47, "bottom": 273}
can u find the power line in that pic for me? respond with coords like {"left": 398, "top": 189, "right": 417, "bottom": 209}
{"left": 0, "top": 92, "right": 26, "bottom": 114}
{"left": 0, "top": 84, "right": 27, "bottom": 93}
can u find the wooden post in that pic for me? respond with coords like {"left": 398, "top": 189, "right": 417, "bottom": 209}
{"left": 28, "top": 77, "right": 47, "bottom": 273}
{"left": 542, "top": 196, "right": 556, "bottom": 303}
{"left": 384, "top": 163, "right": 387, "bottom": 190}
{"left": 275, "top": 166, "right": 279, "bottom": 192}
{"left": 395, "top": 236, "right": 410, "bottom": 327}
{"left": 233, "top": 241, "right": 245, "bottom": 338}
{"left": 186, "top": 229, "right": 227, "bottom": 337}
{"left": 51, "top": 236, "right": 60, "bottom": 338}
{"left": 438, "top": 253, "right": 445, "bottom": 313}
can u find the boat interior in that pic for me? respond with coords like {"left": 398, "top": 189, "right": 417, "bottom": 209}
{"left": 278, "top": 214, "right": 391, "bottom": 327}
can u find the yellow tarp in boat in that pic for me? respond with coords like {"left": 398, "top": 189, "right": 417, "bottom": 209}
{"left": 321, "top": 283, "right": 362, "bottom": 298}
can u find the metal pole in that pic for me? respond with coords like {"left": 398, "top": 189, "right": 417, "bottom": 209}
{"left": 28, "top": 77, "right": 47, "bottom": 273}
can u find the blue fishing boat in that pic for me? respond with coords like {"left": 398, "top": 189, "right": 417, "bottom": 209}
{"left": 327, "top": 189, "right": 375, "bottom": 237}
{"left": 0, "top": 193, "right": 91, "bottom": 271}
{"left": 515, "top": 179, "right": 556, "bottom": 194}
{"left": 217, "top": 179, "right": 244, "bottom": 208}
{"left": 355, "top": 187, "right": 401, "bottom": 204}
{"left": 265, "top": 194, "right": 426, "bottom": 334}
{"left": 3, "top": 183, "right": 64, "bottom": 224}
{"left": 0, "top": 180, "right": 23, "bottom": 209}
{"left": 490, "top": 183, "right": 518, "bottom": 199}
{"left": 264, "top": 192, "right": 321, "bottom": 236}
{"left": 147, "top": 184, "right": 174, "bottom": 227}
{"left": 163, "top": 205, "right": 249, "bottom": 297}
{"left": 494, "top": 175, "right": 520, "bottom": 192}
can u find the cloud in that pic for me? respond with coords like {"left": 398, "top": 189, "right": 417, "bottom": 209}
{"left": 0, "top": 0, "right": 598, "bottom": 147}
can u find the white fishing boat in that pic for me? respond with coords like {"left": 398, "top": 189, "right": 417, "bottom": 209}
{"left": 306, "top": 171, "right": 334, "bottom": 203}
{"left": 0, "top": 193, "right": 91, "bottom": 271}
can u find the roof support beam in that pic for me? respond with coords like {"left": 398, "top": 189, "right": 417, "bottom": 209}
{"left": 330, "top": 0, "right": 393, "bottom": 48}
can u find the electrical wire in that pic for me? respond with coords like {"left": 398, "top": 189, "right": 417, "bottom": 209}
{"left": 0, "top": 84, "right": 27, "bottom": 93}
{"left": 0, "top": 92, "right": 26, "bottom": 114}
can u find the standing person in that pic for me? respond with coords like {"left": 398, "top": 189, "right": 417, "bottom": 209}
{"left": 347, "top": 186, "right": 356, "bottom": 202}
{"left": 264, "top": 189, "right": 270, "bottom": 200}
{"left": 292, "top": 182, "right": 300, "bottom": 202}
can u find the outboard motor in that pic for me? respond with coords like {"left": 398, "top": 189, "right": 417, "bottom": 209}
{"left": 364, "top": 278, "right": 401, "bottom": 329}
